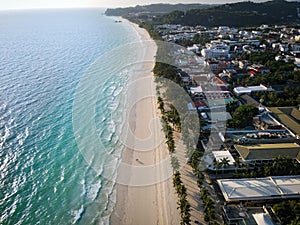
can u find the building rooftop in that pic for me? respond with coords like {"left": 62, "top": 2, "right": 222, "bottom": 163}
{"left": 269, "top": 107, "right": 300, "bottom": 136}
{"left": 234, "top": 84, "right": 272, "bottom": 95}
{"left": 208, "top": 111, "right": 232, "bottom": 122}
{"left": 239, "top": 94, "right": 261, "bottom": 107}
{"left": 235, "top": 143, "right": 300, "bottom": 161}
{"left": 252, "top": 213, "right": 275, "bottom": 225}
{"left": 212, "top": 151, "right": 235, "bottom": 165}
{"left": 189, "top": 86, "right": 203, "bottom": 94}
{"left": 217, "top": 175, "right": 300, "bottom": 202}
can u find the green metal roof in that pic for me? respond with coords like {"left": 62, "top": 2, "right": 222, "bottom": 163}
{"left": 235, "top": 143, "right": 300, "bottom": 160}
{"left": 269, "top": 107, "right": 300, "bottom": 136}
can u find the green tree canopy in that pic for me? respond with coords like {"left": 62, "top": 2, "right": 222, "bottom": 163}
{"left": 229, "top": 104, "right": 259, "bottom": 128}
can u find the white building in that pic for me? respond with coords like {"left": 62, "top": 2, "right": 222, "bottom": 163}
{"left": 187, "top": 44, "right": 201, "bottom": 54}
{"left": 233, "top": 84, "right": 273, "bottom": 96}
{"left": 218, "top": 175, "right": 300, "bottom": 202}
{"left": 201, "top": 42, "right": 230, "bottom": 59}
{"left": 212, "top": 151, "right": 235, "bottom": 165}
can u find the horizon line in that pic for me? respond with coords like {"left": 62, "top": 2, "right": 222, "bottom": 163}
{"left": 0, "top": 0, "right": 299, "bottom": 12}
{"left": 0, "top": 6, "right": 108, "bottom": 12}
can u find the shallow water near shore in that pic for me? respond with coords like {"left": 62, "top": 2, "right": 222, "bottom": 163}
{"left": 0, "top": 9, "right": 142, "bottom": 224}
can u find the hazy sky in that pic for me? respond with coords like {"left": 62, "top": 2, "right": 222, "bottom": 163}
{"left": 0, "top": 0, "right": 278, "bottom": 10}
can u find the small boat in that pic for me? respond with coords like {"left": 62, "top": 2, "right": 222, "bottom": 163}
{"left": 115, "top": 20, "right": 122, "bottom": 23}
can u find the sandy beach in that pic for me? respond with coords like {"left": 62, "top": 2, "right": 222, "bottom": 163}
{"left": 110, "top": 21, "right": 180, "bottom": 225}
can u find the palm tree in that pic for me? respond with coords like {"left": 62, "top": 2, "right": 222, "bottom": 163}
{"left": 177, "top": 196, "right": 191, "bottom": 225}
{"left": 220, "top": 157, "right": 230, "bottom": 174}
{"left": 206, "top": 207, "right": 216, "bottom": 221}
{"left": 220, "top": 157, "right": 230, "bottom": 168}
{"left": 170, "top": 104, "right": 181, "bottom": 131}
{"left": 272, "top": 155, "right": 284, "bottom": 175}
{"left": 157, "top": 96, "right": 165, "bottom": 113}
{"left": 166, "top": 138, "right": 175, "bottom": 153}
{"left": 177, "top": 196, "right": 188, "bottom": 213}
{"left": 171, "top": 155, "right": 180, "bottom": 173}
{"left": 204, "top": 198, "right": 214, "bottom": 212}
{"left": 200, "top": 188, "right": 209, "bottom": 201}
{"left": 177, "top": 184, "right": 187, "bottom": 197}
{"left": 180, "top": 213, "right": 191, "bottom": 225}
{"left": 173, "top": 171, "right": 182, "bottom": 188}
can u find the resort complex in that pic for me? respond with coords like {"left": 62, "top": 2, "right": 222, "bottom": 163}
{"left": 109, "top": 2, "right": 300, "bottom": 224}
{"left": 152, "top": 22, "right": 300, "bottom": 224}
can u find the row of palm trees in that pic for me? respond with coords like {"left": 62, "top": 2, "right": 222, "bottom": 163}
{"left": 200, "top": 188, "right": 217, "bottom": 224}
{"left": 173, "top": 171, "right": 191, "bottom": 225}
{"left": 166, "top": 104, "right": 181, "bottom": 132}
{"left": 189, "top": 151, "right": 219, "bottom": 225}
{"left": 157, "top": 95, "right": 192, "bottom": 225}
{"left": 158, "top": 97, "right": 176, "bottom": 154}
{"left": 154, "top": 59, "right": 221, "bottom": 225}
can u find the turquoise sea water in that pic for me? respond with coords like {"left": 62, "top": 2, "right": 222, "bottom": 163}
{"left": 0, "top": 9, "right": 141, "bottom": 224}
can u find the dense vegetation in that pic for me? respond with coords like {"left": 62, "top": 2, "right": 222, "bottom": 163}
{"left": 228, "top": 104, "right": 259, "bottom": 128}
{"left": 273, "top": 200, "right": 300, "bottom": 225}
{"left": 234, "top": 51, "right": 300, "bottom": 107}
{"left": 254, "top": 88, "right": 300, "bottom": 107}
{"left": 138, "top": 22, "right": 163, "bottom": 40}
{"left": 233, "top": 156, "right": 300, "bottom": 178}
{"left": 154, "top": 0, "right": 300, "bottom": 27}
{"left": 105, "top": 3, "right": 213, "bottom": 17}
{"left": 153, "top": 62, "right": 180, "bottom": 83}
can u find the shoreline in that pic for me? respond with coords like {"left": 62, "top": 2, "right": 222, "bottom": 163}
{"left": 110, "top": 19, "right": 180, "bottom": 225}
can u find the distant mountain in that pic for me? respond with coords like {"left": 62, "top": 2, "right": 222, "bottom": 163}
{"left": 104, "top": 3, "right": 214, "bottom": 17}
{"left": 154, "top": 0, "right": 300, "bottom": 27}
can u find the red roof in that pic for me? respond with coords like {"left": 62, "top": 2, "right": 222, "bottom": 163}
{"left": 215, "top": 77, "right": 226, "bottom": 85}
{"left": 248, "top": 70, "right": 257, "bottom": 75}
{"left": 193, "top": 100, "right": 207, "bottom": 108}
{"left": 219, "top": 86, "right": 228, "bottom": 91}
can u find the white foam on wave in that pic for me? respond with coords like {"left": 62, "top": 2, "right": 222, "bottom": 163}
{"left": 106, "top": 133, "right": 113, "bottom": 143}
{"left": 100, "top": 116, "right": 107, "bottom": 123}
{"left": 60, "top": 167, "right": 65, "bottom": 182}
{"left": 17, "top": 132, "right": 23, "bottom": 146}
{"left": 71, "top": 205, "right": 85, "bottom": 224}
{"left": 86, "top": 182, "right": 102, "bottom": 201}
{"left": 108, "top": 101, "right": 119, "bottom": 111}
{"left": 107, "top": 120, "right": 115, "bottom": 133}
{"left": 105, "top": 85, "right": 116, "bottom": 96}
{"left": 0, "top": 125, "right": 11, "bottom": 148}
{"left": 112, "top": 86, "right": 123, "bottom": 97}
{"left": 80, "top": 178, "right": 86, "bottom": 197}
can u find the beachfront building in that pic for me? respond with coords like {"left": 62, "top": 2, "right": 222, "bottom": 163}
{"left": 217, "top": 175, "right": 300, "bottom": 202}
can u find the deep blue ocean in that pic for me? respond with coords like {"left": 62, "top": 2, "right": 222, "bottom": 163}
{"left": 0, "top": 9, "right": 141, "bottom": 224}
